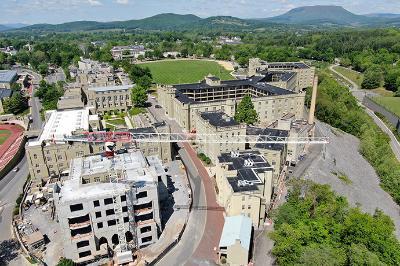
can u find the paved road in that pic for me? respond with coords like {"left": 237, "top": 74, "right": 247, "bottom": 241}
{"left": 329, "top": 65, "right": 400, "bottom": 161}
{"left": 0, "top": 156, "right": 28, "bottom": 242}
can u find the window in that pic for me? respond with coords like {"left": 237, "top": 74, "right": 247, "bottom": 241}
{"left": 95, "top": 211, "right": 101, "bottom": 218}
{"left": 120, "top": 195, "right": 126, "bottom": 202}
{"left": 94, "top": 177, "right": 100, "bottom": 183}
{"left": 141, "top": 236, "right": 152, "bottom": 243}
{"left": 140, "top": 226, "right": 152, "bottom": 233}
{"left": 57, "top": 155, "right": 62, "bottom": 160}
{"left": 122, "top": 206, "right": 128, "bottom": 212}
{"left": 136, "top": 191, "right": 147, "bottom": 199}
{"left": 124, "top": 217, "right": 129, "bottom": 223}
{"left": 106, "top": 209, "right": 115, "bottom": 216}
{"left": 76, "top": 240, "right": 90, "bottom": 248}
{"left": 242, "top": 196, "right": 245, "bottom": 201}
{"left": 48, "top": 165, "right": 53, "bottom": 169}
{"left": 36, "top": 170, "right": 40, "bottom": 173}
{"left": 78, "top": 251, "right": 91, "bottom": 258}
{"left": 93, "top": 200, "right": 100, "bottom": 207}
{"left": 241, "top": 205, "right": 245, "bottom": 210}
{"left": 35, "top": 164, "right": 39, "bottom": 167}
{"left": 248, "top": 205, "right": 251, "bottom": 209}
{"left": 33, "top": 154, "right": 37, "bottom": 159}
{"left": 107, "top": 219, "right": 117, "bottom": 226}
{"left": 70, "top": 203, "right": 83, "bottom": 212}
{"left": 97, "top": 222, "right": 103, "bottom": 229}
{"left": 104, "top": 198, "right": 113, "bottom": 205}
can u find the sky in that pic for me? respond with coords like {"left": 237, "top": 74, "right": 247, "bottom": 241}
{"left": 1, "top": 0, "right": 400, "bottom": 25}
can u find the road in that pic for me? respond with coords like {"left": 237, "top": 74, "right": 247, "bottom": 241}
{"left": 329, "top": 64, "right": 400, "bottom": 161}
{"left": 0, "top": 68, "right": 42, "bottom": 264}
{"left": 147, "top": 97, "right": 222, "bottom": 265}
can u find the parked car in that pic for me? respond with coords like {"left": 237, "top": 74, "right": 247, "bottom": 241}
{"left": 13, "top": 167, "right": 19, "bottom": 172}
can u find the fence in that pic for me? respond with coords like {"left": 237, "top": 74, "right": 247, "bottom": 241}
{"left": 363, "top": 96, "right": 400, "bottom": 134}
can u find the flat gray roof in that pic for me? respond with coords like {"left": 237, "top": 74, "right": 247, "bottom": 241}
{"left": 0, "top": 70, "right": 17, "bottom": 83}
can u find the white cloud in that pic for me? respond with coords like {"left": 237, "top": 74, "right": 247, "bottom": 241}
{"left": 116, "top": 0, "right": 129, "bottom": 4}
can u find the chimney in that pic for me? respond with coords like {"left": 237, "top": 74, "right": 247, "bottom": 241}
{"left": 308, "top": 76, "right": 318, "bottom": 125}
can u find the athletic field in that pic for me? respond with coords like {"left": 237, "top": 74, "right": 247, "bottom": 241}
{"left": 138, "top": 60, "right": 233, "bottom": 85}
{"left": 373, "top": 97, "right": 400, "bottom": 117}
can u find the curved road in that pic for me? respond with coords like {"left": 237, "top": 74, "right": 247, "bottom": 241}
{"left": 329, "top": 64, "right": 400, "bottom": 161}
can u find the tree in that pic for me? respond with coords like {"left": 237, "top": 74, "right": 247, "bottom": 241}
{"left": 234, "top": 95, "right": 258, "bottom": 125}
{"left": 128, "top": 65, "right": 152, "bottom": 84}
{"left": 361, "top": 66, "right": 382, "bottom": 90}
{"left": 131, "top": 85, "right": 147, "bottom": 107}
{"left": 56, "top": 257, "right": 74, "bottom": 266}
{"left": 384, "top": 68, "right": 400, "bottom": 92}
{"left": 136, "top": 75, "right": 152, "bottom": 90}
{"left": 3, "top": 92, "right": 28, "bottom": 115}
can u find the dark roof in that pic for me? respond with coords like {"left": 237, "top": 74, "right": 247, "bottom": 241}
{"left": 0, "top": 70, "right": 17, "bottom": 83}
{"left": 0, "top": 88, "right": 13, "bottom": 99}
{"left": 173, "top": 76, "right": 294, "bottom": 104}
{"left": 266, "top": 62, "right": 310, "bottom": 69}
{"left": 129, "top": 127, "right": 156, "bottom": 134}
{"left": 200, "top": 111, "right": 239, "bottom": 127}
{"left": 258, "top": 71, "right": 296, "bottom": 82}
{"left": 247, "top": 127, "right": 289, "bottom": 151}
{"left": 218, "top": 151, "right": 272, "bottom": 193}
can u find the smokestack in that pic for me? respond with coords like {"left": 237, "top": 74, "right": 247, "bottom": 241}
{"left": 308, "top": 76, "right": 318, "bottom": 125}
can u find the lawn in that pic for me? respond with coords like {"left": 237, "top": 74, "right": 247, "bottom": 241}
{"left": 373, "top": 96, "right": 400, "bottom": 117}
{"left": 333, "top": 66, "right": 364, "bottom": 87}
{"left": 0, "top": 129, "right": 11, "bottom": 145}
{"left": 138, "top": 60, "right": 233, "bottom": 85}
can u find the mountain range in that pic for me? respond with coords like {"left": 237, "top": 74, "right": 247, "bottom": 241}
{"left": 2, "top": 5, "right": 400, "bottom": 33}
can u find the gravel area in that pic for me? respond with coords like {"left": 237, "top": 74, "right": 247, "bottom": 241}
{"left": 303, "top": 121, "right": 400, "bottom": 238}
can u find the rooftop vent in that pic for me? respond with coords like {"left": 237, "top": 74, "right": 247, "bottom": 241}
{"left": 231, "top": 151, "right": 240, "bottom": 158}
{"left": 244, "top": 158, "right": 254, "bottom": 167}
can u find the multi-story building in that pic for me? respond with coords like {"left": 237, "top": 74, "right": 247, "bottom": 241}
{"left": 248, "top": 58, "right": 315, "bottom": 90}
{"left": 0, "top": 70, "right": 18, "bottom": 89}
{"left": 215, "top": 151, "right": 274, "bottom": 227}
{"left": 158, "top": 75, "right": 305, "bottom": 131}
{"left": 0, "top": 88, "right": 13, "bottom": 113}
{"left": 85, "top": 84, "right": 133, "bottom": 114}
{"left": 195, "top": 111, "right": 246, "bottom": 163}
{"left": 26, "top": 107, "right": 102, "bottom": 185}
{"left": 218, "top": 36, "right": 242, "bottom": 45}
{"left": 70, "top": 58, "right": 117, "bottom": 87}
{"left": 218, "top": 215, "right": 252, "bottom": 266}
{"left": 111, "top": 45, "right": 147, "bottom": 61}
{"left": 57, "top": 87, "right": 85, "bottom": 110}
{"left": 54, "top": 150, "right": 166, "bottom": 263}
{"left": 129, "top": 121, "right": 172, "bottom": 163}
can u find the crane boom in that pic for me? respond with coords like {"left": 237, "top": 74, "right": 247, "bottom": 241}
{"left": 63, "top": 131, "right": 329, "bottom": 144}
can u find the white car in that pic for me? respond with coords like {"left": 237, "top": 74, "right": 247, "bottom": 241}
{"left": 13, "top": 167, "right": 19, "bottom": 172}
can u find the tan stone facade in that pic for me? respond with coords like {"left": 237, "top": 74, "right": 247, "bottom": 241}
{"left": 85, "top": 85, "right": 133, "bottom": 114}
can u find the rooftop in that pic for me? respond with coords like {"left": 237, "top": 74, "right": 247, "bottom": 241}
{"left": 0, "top": 70, "right": 17, "bottom": 83}
{"left": 60, "top": 151, "right": 162, "bottom": 202}
{"left": 29, "top": 107, "right": 90, "bottom": 146}
{"left": 218, "top": 151, "right": 273, "bottom": 193}
{"left": 219, "top": 215, "right": 252, "bottom": 250}
{"left": 264, "top": 61, "right": 310, "bottom": 70}
{"left": 200, "top": 111, "right": 240, "bottom": 128}
{"left": 87, "top": 84, "right": 133, "bottom": 92}
{"left": 258, "top": 71, "right": 297, "bottom": 82}
{"left": 0, "top": 88, "right": 13, "bottom": 99}
{"left": 247, "top": 127, "right": 289, "bottom": 151}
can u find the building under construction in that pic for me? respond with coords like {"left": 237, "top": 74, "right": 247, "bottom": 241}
{"left": 53, "top": 149, "right": 167, "bottom": 264}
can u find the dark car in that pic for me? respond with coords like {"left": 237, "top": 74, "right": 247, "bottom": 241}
{"left": 155, "top": 105, "right": 162, "bottom": 108}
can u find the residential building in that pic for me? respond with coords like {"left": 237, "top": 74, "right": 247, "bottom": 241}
{"left": 163, "top": 51, "right": 181, "bottom": 58}
{"left": 218, "top": 36, "right": 242, "bottom": 45}
{"left": 218, "top": 215, "right": 252, "bottom": 266}
{"left": 85, "top": 84, "right": 133, "bottom": 114}
{"left": 0, "top": 46, "right": 17, "bottom": 56}
{"left": 26, "top": 107, "right": 103, "bottom": 185}
{"left": 247, "top": 126, "right": 288, "bottom": 186}
{"left": 158, "top": 75, "right": 305, "bottom": 131}
{"left": 215, "top": 151, "right": 274, "bottom": 227}
{"left": 54, "top": 150, "right": 165, "bottom": 263}
{"left": 195, "top": 111, "right": 246, "bottom": 163}
{"left": 0, "top": 70, "right": 18, "bottom": 89}
{"left": 0, "top": 88, "right": 13, "bottom": 113}
{"left": 129, "top": 121, "right": 172, "bottom": 163}
{"left": 111, "top": 45, "right": 147, "bottom": 61}
{"left": 248, "top": 58, "right": 315, "bottom": 90}
{"left": 70, "top": 58, "right": 117, "bottom": 87}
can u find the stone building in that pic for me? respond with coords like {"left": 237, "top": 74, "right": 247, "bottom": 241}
{"left": 85, "top": 84, "right": 133, "bottom": 114}
{"left": 158, "top": 75, "right": 305, "bottom": 131}
{"left": 248, "top": 58, "right": 315, "bottom": 90}
{"left": 215, "top": 151, "right": 274, "bottom": 227}
{"left": 54, "top": 150, "right": 166, "bottom": 263}
{"left": 195, "top": 111, "right": 246, "bottom": 163}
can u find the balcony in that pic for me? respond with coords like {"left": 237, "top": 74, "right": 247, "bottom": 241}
{"left": 69, "top": 220, "right": 91, "bottom": 229}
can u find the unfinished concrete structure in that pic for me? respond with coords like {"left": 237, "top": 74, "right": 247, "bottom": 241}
{"left": 54, "top": 150, "right": 166, "bottom": 263}
{"left": 158, "top": 75, "right": 305, "bottom": 131}
{"left": 215, "top": 151, "right": 274, "bottom": 227}
{"left": 248, "top": 58, "right": 315, "bottom": 90}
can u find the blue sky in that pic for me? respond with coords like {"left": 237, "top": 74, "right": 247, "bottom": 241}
{"left": 1, "top": 0, "right": 400, "bottom": 24}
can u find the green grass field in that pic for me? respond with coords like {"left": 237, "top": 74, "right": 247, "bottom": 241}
{"left": 138, "top": 60, "right": 233, "bottom": 85}
{"left": 333, "top": 66, "right": 364, "bottom": 87}
{"left": 0, "top": 129, "right": 11, "bottom": 145}
{"left": 373, "top": 97, "right": 400, "bottom": 117}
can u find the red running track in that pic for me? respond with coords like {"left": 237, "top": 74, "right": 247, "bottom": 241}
{"left": 0, "top": 124, "right": 24, "bottom": 171}
{"left": 182, "top": 143, "right": 224, "bottom": 263}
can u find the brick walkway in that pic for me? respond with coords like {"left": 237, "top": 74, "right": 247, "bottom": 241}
{"left": 182, "top": 143, "right": 224, "bottom": 263}
{"left": 0, "top": 124, "right": 24, "bottom": 172}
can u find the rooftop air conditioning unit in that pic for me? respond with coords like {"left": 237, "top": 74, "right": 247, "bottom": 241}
{"left": 231, "top": 151, "right": 240, "bottom": 158}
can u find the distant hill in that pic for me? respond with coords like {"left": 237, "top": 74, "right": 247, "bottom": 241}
{"left": 365, "top": 13, "right": 400, "bottom": 19}
{"left": 0, "top": 23, "right": 28, "bottom": 32}
{"left": 265, "top": 5, "right": 370, "bottom": 25}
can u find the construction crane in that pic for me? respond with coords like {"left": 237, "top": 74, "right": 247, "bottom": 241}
{"left": 63, "top": 131, "right": 329, "bottom": 144}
